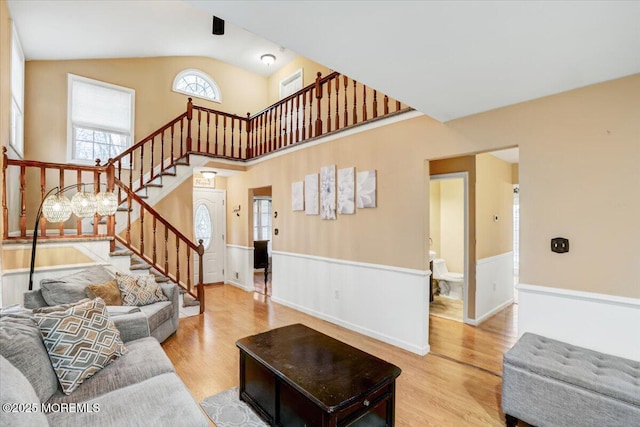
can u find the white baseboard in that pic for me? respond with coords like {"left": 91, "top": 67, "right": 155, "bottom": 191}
{"left": 467, "top": 298, "right": 513, "bottom": 326}
{"left": 225, "top": 245, "right": 254, "bottom": 291}
{"left": 271, "top": 251, "right": 431, "bottom": 355}
{"left": 517, "top": 283, "right": 640, "bottom": 361}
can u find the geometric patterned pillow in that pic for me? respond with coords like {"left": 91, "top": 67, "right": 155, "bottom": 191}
{"left": 31, "top": 298, "right": 127, "bottom": 395}
{"left": 116, "top": 273, "right": 168, "bottom": 306}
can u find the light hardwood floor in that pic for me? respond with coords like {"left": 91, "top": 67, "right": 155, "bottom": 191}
{"left": 163, "top": 284, "right": 517, "bottom": 426}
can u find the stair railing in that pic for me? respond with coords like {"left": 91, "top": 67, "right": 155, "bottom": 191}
{"left": 113, "top": 178, "right": 205, "bottom": 313}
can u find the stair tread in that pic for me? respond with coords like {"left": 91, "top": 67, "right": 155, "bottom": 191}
{"left": 129, "top": 263, "right": 151, "bottom": 271}
{"left": 159, "top": 171, "right": 176, "bottom": 177}
{"left": 109, "top": 249, "right": 132, "bottom": 257}
{"left": 145, "top": 183, "right": 163, "bottom": 188}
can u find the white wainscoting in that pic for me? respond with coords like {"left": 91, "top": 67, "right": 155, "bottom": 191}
{"left": 473, "top": 252, "right": 514, "bottom": 325}
{"left": 225, "top": 245, "right": 254, "bottom": 291}
{"left": 518, "top": 283, "right": 640, "bottom": 361}
{"left": 271, "top": 251, "right": 431, "bottom": 355}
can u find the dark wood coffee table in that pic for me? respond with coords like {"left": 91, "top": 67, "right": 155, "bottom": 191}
{"left": 236, "top": 323, "right": 401, "bottom": 427}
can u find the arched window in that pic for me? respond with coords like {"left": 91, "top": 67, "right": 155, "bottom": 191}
{"left": 172, "top": 69, "right": 221, "bottom": 103}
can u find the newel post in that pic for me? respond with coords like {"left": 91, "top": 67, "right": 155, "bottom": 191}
{"left": 106, "top": 160, "right": 116, "bottom": 252}
{"left": 186, "top": 98, "right": 193, "bottom": 153}
{"left": 197, "top": 239, "right": 205, "bottom": 314}
{"left": 315, "top": 72, "right": 323, "bottom": 137}
{"left": 246, "top": 112, "right": 252, "bottom": 159}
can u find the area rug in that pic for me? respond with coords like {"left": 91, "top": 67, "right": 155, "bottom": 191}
{"left": 178, "top": 293, "right": 200, "bottom": 318}
{"left": 200, "top": 387, "right": 267, "bottom": 427}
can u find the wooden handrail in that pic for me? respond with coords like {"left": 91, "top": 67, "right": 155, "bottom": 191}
{"left": 114, "top": 113, "right": 187, "bottom": 161}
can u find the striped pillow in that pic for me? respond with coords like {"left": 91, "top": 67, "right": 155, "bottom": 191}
{"left": 116, "top": 273, "right": 168, "bottom": 306}
{"left": 32, "top": 298, "right": 127, "bottom": 395}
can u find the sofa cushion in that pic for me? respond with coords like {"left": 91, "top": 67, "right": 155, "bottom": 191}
{"left": 40, "top": 265, "right": 115, "bottom": 306}
{"left": 46, "top": 373, "right": 209, "bottom": 426}
{"left": 139, "top": 301, "right": 173, "bottom": 332}
{"left": 32, "top": 298, "right": 91, "bottom": 314}
{"left": 32, "top": 298, "right": 127, "bottom": 395}
{"left": 46, "top": 337, "right": 175, "bottom": 405}
{"left": 117, "top": 273, "right": 168, "bottom": 306}
{"left": 86, "top": 279, "right": 122, "bottom": 306}
{"left": 0, "top": 355, "right": 50, "bottom": 427}
{"left": 0, "top": 311, "right": 59, "bottom": 403}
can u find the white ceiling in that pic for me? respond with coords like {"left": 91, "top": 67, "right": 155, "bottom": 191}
{"left": 8, "top": 1, "right": 640, "bottom": 121}
{"left": 6, "top": 0, "right": 297, "bottom": 77}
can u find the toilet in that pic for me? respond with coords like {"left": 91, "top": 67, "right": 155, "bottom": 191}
{"left": 432, "top": 258, "right": 464, "bottom": 300}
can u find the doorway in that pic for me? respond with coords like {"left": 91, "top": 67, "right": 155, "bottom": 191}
{"left": 193, "top": 188, "right": 226, "bottom": 284}
{"left": 252, "top": 186, "right": 272, "bottom": 295}
{"left": 429, "top": 173, "right": 469, "bottom": 323}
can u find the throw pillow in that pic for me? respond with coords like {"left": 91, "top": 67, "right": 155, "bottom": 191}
{"left": 40, "top": 265, "right": 115, "bottom": 306}
{"left": 116, "top": 273, "right": 168, "bottom": 306}
{"left": 32, "top": 298, "right": 127, "bottom": 395}
{"left": 86, "top": 280, "right": 122, "bottom": 306}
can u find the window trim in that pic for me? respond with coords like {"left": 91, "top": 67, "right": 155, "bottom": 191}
{"left": 10, "top": 21, "right": 25, "bottom": 158}
{"left": 67, "top": 74, "right": 135, "bottom": 166}
{"left": 172, "top": 69, "right": 221, "bottom": 103}
{"left": 253, "top": 196, "right": 272, "bottom": 242}
{"left": 279, "top": 68, "right": 303, "bottom": 100}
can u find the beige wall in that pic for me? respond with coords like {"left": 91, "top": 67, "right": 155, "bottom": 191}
{"left": 512, "top": 163, "right": 519, "bottom": 184}
{"left": 438, "top": 178, "right": 464, "bottom": 273}
{"left": 266, "top": 56, "right": 332, "bottom": 105}
{"left": 476, "top": 153, "right": 513, "bottom": 260}
{"left": 449, "top": 74, "right": 640, "bottom": 298}
{"left": 429, "top": 181, "right": 441, "bottom": 255}
{"left": 24, "top": 56, "right": 268, "bottom": 163}
{"left": 0, "top": 0, "right": 10, "bottom": 240}
{"left": 2, "top": 246, "right": 92, "bottom": 270}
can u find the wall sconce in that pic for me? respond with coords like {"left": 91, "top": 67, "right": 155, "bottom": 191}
{"left": 30, "top": 184, "right": 118, "bottom": 290}
{"left": 233, "top": 205, "right": 241, "bottom": 216}
{"left": 260, "top": 54, "right": 276, "bottom": 67}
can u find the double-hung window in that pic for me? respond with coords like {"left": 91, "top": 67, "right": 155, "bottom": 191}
{"left": 68, "top": 74, "right": 135, "bottom": 165}
{"left": 253, "top": 197, "right": 272, "bottom": 241}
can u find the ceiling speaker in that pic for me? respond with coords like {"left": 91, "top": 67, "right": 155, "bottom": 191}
{"left": 212, "top": 16, "right": 225, "bottom": 35}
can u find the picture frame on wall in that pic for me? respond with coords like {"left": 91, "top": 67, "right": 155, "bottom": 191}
{"left": 356, "top": 170, "right": 377, "bottom": 208}
{"left": 292, "top": 181, "right": 304, "bottom": 211}
{"left": 320, "top": 165, "right": 336, "bottom": 220}
{"left": 305, "top": 173, "right": 319, "bottom": 215}
{"left": 337, "top": 167, "right": 355, "bottom": 214}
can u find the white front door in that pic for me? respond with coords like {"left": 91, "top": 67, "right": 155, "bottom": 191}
{"left": 193, "top": 189, "right": 225, "bottom": 284}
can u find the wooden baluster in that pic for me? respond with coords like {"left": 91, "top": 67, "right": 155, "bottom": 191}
{"left": 197, "top": 241, "right": 205, "bottom": 313}
{"left": 152, "top": 216, "right": 157, "bottom": 264}
{"left": 160, "top": 129, "right": 165, "bottom": 175}
{"left": 315, "top": 72, "right": 323, "bottom": 137}
{"left": 270, "top": 108, "right": 276, "bottom": 151}
{"left": 106, "top": 162, "right": 116, "bottom": 252}
{"left": 180, "top": 117, "right": 185, "bottom": 158}
{"left": 126, "top": 188, "right": 131, "bottom": 244}
{"left": 343, "top": 76, "right": 349, "bottom": 127}
{"left": 263, "top": 112, "right": 268, "bottom": 153}
{"left": 76, "top": 170, "right": 82, "bottom": 234}
{"left": 40, "top": 167, "right": 46, "bottom": 237}
{"left": 282, "top": 103, "right": 288, "bottom": 148}
{"left": 246, "top": 113, "right": 251, "bottom": 158}
{"left": 214, "top": 113, "right": 219, "bottom": 156}
{"left": 58, "top": 168, "right": 65, "bottom": 236}
{"left": 186, "top": 98, "right": 193, "bottom": 152}
{"left": 206, "top": 111, "right": 211, "bottom": 154}
{"left": 187, "top": 249, "right": 191, "bottom": 292}
{"left": 327, "top": 79, "right": 332, "bottom": 133}
{"left": 231, "top": 117, "right": 235, "bottom": 158}
{"left": 150, "top": 135, "right": 155, "bottom": 182}
{"left": 362, "top": 85, "right": 368, "bottom": 121}
{"left": 2, "top": 148, "right": 8, "bottom": 240}
{"left": 19, "top": 165, "right": 26, "bottom": 237}
{"left": 139, "top": 146, "right": 144, "bottom": 192}
{"left": 384, "top": 95, "right": 390, "bottom": 115}
{"left": 295, "top": 95, "right": 300, "bottom": 143}
{"left": 268, "top": 109, "right": 273, "bottom": 152}
{"left": 335, "top": 76, "right": 340, "bottom": 130}
{"left": 396, "top": 100, "right": 401, "bottom": 112}
{"left": 288, "top": 99, "right": 294, "bottom": 146}
{"left": 223, "top": 116, "right": 227, "bottom": 157}
{"left": 93, "top": 168, "right": 99, "bottom": 236}
{"left": 301, "top": 91, "right": 307, "bottom": 140}
{"left": 237, "top": 117, "right": 242, "bottom": 159}
{"left": 352, "top": 80, "right": 358, "bottom": 125}
{"left": 175, "top": 238, "right": 180, "bottom": 285}
{"left": 308, "top": 87, "right": 314, "bottom": 138}
{"left": 139, "top": 207, "right": 145, "bottom": 254}
{"left": 373, "top": 90, "right": 378, "bottom": 118}
{"left": 170, "top": 123, "right": 175, "bottom": 164}
{"left": 164, "top": 227, "right": 169, "bottom": 274}
{"left": 197, "top": 109, "right": 202, "bottom": 152}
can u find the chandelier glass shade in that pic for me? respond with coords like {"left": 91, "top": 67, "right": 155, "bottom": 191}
{"left": 41, "top": 194, "right": 73, "bottom": 223}
{"left": 96, "top": 191, "right": 118, "bottom": 216}
{"left": 71, "top": 191, "right": 98, "bottom": 218}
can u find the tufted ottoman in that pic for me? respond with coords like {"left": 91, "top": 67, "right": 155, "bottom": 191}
{"left": 501, "top": 333, "right": 640, "bottom": 427}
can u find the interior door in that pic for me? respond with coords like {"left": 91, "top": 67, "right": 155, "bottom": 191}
{"left": 193, "top": 189, "right": 225, "bottom": 284}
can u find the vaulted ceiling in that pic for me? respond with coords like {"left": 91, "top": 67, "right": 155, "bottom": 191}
{"left": 8, "top": 1, "right": 640, "bottom": 122}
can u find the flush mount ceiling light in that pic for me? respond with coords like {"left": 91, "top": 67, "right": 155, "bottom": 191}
{"left": 202, "top": 171, "right": 217, "bottom": 179}
{"left": 261, "top": 54, "right": 276, "bottom": 66}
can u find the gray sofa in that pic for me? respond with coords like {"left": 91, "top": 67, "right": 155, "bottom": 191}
{"left": 23, "top": 265, "right": 179, "bottom": 343}
{"left": 0, "top": 307, "right": 209, "bottom": 426}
